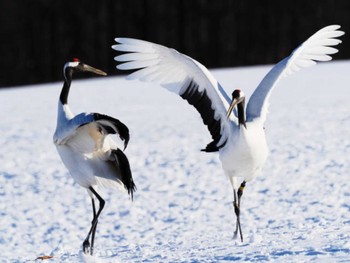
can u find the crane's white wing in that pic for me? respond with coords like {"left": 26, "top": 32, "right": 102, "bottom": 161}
{"left": 113, "top": 38, "right": 234, "bottom": 152}
{"left": 54, "top": 112, "right": 135, "bottom": 196}
{"left": 54, "top": 112, "right": 130, "bottom": 151}
{"left": 246, "top": 25, "right": 344, "bottom": 124}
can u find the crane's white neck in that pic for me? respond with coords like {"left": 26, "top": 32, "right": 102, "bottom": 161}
{"left": 57, "top": 102, "right": 74, "bottom": 124}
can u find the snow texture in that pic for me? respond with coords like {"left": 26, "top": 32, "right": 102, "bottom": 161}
{"left": 0, "top": 61, "right": 349, "bottom": 262}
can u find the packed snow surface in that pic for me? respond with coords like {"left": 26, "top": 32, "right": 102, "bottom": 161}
{"left": 0, "top": 61, "right": 349, "bottom": 262}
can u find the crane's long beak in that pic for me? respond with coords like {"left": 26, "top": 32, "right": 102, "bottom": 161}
{"left": 226, "top": 98, "right": 239, "bottom": 119}
{"left": 84, "top": 64, "right": 107, "bottom": 76}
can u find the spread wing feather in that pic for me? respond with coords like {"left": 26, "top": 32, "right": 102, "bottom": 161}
{"left": 113, "top": 38, "right": 236, "bottom": 151}
{"left": 246, "top": 25, "right": 344, "bottom": 124}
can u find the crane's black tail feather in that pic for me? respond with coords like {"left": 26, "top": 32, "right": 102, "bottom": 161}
{"left": 94, "top": 113, "right": 130, "bottom": 150}
{"left": 112, "top": 149, "right": 136, "bottom": 200}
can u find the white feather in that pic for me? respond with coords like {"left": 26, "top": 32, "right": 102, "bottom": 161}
{"left": 115, "top": 53, "right": 159, "bottom": 62}
{"left": 246, "top": 25, "right": 344, "bottom": 123}
{"left": 54, "top": 102, "right": 125, "bottom": 189}
{"left": 113, "top": 37, "right": 237, "bottom": 146}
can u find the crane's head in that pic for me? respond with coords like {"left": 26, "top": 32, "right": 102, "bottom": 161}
{"left": 227, "top": 89, "right": 246, "bottom": 127}
{"left": 63, "top": 58, "right": 107, "bottom": 81}
{"left": 226, "top": 89, "right": 245, "bottom": 118}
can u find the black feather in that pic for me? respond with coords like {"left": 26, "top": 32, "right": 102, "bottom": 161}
{"left": 180, "top": 80, "right": 226, "bottom": 152}
{"left": 112, "top": 149, "right": 136, "bottom": 200}
{"left": 93, "top": 113, "right": 130, "bottom": 150}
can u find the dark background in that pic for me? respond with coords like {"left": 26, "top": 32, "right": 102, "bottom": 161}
{"left": 0, "top": 0, "right": 349, "bottom": 88}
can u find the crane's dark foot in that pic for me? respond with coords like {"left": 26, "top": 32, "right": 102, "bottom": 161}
{"left": 233, "top": 226, "right": 243, "bottom": 242}
{"left": 82, "top": 239, "right": 91, "bottom": 255}
{"left": 233, "top": 229, "right": 239, "bottom": 240}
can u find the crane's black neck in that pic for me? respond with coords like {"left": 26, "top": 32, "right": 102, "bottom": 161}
{"left": 237, "top": 99, "right": 246, "bottom": 128}
{"left": 60, "top": 68, "right": 73, "bottom": 105}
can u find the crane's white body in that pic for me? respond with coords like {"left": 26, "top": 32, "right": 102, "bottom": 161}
{"left": 220, "top": 120, "right": 268, "bottom": 187}
{"left": 112, "top": 25, "right": 344, "bottom": 191}
{"left": 54, "top": 102, "right": 125, "bottom": 190}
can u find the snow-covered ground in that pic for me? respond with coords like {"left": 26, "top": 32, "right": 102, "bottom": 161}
{"left": 0, "top": 61, "right": 349, "bottom": 262}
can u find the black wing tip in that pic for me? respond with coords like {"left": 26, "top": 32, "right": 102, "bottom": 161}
{"left": 201, "top": 139, "right": 227, "bottom": 152}
{"left": 128, "top": 182, "right": 137, "bottom": 201}
{"left": 122, "top": 130, "right": 130, "bottom": 150}
{"left": 201, "top": 141, "right": 219, "bottom": 152}
{"left": 112, "top": 149, "right": 136, "bottom": 200}
{"left": 93, "top": 113, "right": 130, "bottom": 149}
{"left": 201, "top": 148, "right": 218, "bottom": 153}
{"left": 180, "top": 80, "right": 227, "bottom": 151}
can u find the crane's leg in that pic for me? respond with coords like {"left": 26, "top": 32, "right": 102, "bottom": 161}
{"left": 90, "top": 198, "right": 98, "bottom": 254}
{"left": 233, "top": 181, "right": 246, "bottom": 242}
{"left": 83, "top": 187, "right": 105, "bottom": 255}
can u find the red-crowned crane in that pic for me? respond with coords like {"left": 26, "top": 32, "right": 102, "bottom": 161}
{"left": 112, "top": 25, "right": 343, "bottom": 242}
{"left": 53, "top": 59, "right": 136, "bottom": 254}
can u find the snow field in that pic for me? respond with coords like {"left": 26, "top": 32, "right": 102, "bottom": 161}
{"left": 0, "top": 61, "right": 349, "bottom": 262}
